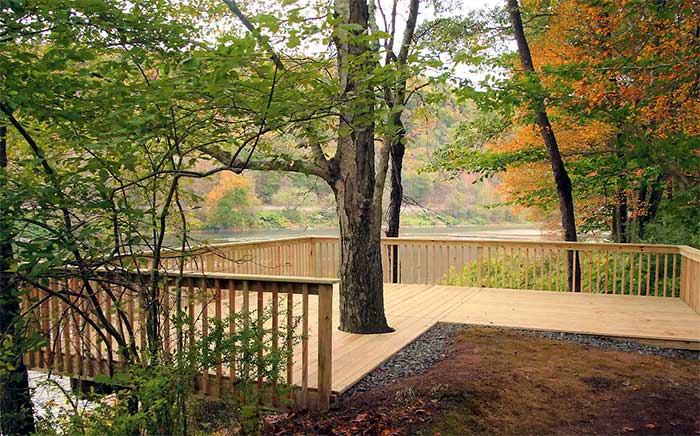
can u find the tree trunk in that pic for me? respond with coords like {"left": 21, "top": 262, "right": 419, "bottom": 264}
{"left": 612, "top": 187, "right": 628, "bottom": 243}
{"left": 334, "top": 181, "right": 391, "bottom": 333}
{"left": 507, "top": 0, "right": 580, "bottom": 291}
{"left": 385, "top": 117, "right": 405, "bottom": 283}
{"left": 0, "top": 126, "right": 36, "bottom": 435}
{"left": 333, "top": 0, "right": 391, "bottom": 333}
{"left": 385, "top": 126, "right": 405, "bottom": 240}
{"left": 638, "top": 177, "right": 664, "bottom": 239}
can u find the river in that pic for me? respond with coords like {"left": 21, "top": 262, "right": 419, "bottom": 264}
{"left": 188, "top": 223, "right": 550, "bottom": 245}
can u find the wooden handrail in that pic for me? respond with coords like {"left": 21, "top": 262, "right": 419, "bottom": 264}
{"left": 24, "top": 269, "right": 336, "bottom": 410}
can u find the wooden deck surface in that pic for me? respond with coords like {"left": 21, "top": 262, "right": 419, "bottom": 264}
{"left": 297, "top": 284, "right": 700, "bottom": 394}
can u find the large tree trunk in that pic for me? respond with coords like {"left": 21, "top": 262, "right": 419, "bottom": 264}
{"left": 507, "top": 0, "right": 580, "bottom": 291}
{"left": 334, "top": 182, "right": 390, "bottom": 333}
{"left": 333, "top": 0, "right": 391, "bottom": 333}
{"left": 0, "top": 126, "right": 36, "bottom": 435}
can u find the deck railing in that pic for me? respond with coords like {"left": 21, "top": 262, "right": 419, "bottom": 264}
{"left": 23, "top": 235, "right": 700, "bottom": 412}
{"left": 25, "top": 270, "right": 336, "bottom": 410}
{"left": 163, "top": 236, "right": 700, "bottom": 313}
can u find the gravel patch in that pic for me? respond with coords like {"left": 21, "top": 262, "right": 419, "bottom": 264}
{"left": 341, "top": 323, "right": 466, "bottom": 399}
{"left": 513, "top": 329, "right": 700, "bottom": 360}
{"left": 341, "top": 322, "right": 698, "bottom": 399}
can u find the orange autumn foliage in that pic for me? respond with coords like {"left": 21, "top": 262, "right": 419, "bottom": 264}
{"left": 493, "top": 0, "right": 699, "bottom": 233}
{"left": 205, "top": 171, "right": 255, "bottom": 204}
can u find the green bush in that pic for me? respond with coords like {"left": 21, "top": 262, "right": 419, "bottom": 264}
{"left": 443, "top": 251, "right": 680, "bottom": 296}
{"left": 35, "top": 306, "right": 299, "bottom": 436}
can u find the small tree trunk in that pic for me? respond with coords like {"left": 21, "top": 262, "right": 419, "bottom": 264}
{"left": 638, "top": 177, "right": 664, "bottom": 239}
{"left": 612, "top": 187, "right": 628, "bottom": 243}
{"left": 507, "top": 0, "right": 580, "bottom": 291}
{"left": 0, "top": 126, "right": 36, "bottom": 435}
{"left": 385, "top": 118, "right": 406, "bottom": 284}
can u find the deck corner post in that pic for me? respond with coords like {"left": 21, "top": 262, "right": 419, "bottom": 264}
{"left": 317, "top": 283, "right": 333, "bottom": 410}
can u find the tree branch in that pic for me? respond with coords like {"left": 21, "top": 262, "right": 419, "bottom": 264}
{"left": 221, "top": 0, "right": 285, "bottom": 71}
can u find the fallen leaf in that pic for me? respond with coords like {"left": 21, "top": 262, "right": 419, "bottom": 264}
{"left": 623, "top": 426, "right": 635, "bottom": 432}
{"left": 645, "top": 423, "right": 657, "bottom": 429}
{"left": 353, "top": 413, "right": 369, "bottom": 422}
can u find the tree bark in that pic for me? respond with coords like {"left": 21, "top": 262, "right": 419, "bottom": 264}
{"left": 0, "top": 125, "right": 36, "bottom": 435}
{"left": 507, "top": 0, "right": 580, "bottom": 291}
{"left": 332, "top": 0, "right": 391, "bottom": 333}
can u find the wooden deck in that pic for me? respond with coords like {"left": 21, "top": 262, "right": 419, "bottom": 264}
{"left": 305, "top": 284, "right": 700, "bottom": 394}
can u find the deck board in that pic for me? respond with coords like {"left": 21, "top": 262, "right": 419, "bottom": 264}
{"left": 312, "top": 284, "right": 700, "bottom": 394}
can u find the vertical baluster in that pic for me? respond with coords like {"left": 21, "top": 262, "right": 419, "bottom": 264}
{"left": 627, "top": 252, "right": 634, "bottom": 295}
{"left": 645, "top": 253, "right": 651, "bottom": 296}
{"left": 620, "top": 252, "right": 626, "bottom": 295}
{"left": 201, "top": 278, "right": 209, "bottom": 395}
{"left": 50, "top": 279, "right": 63, "bottom": 372}
{"left": 286, "top": 283, "right": 294, "bottom": 397}
{"left": 271, "top": 282, "right": 279, "bottom": 405}
{"left": 588, "top": 250, "right": 593, "bottom": 293}
{"left": 229, "top": 280, "right": 237, "bottom": 387}
{"left": 663, "top": 253, "right": 669, "bottom": 297}
{"left": 163, "top": 280, "right": 171, "bottom": 356}
{"left": 636, "top": 251, "right": 643, "bottom": 295}
{"left": 61, "top": 280, "right": 72, "bottom": 374}
{"left": 654, "top": 253, "right": 660, "bottom": 296}
{"left": 256, "top": 282, "right": 264, "bottom": 393}
{"left": 214, "top": 279, "right": 223, "bottom": 396}
{"left": 524, "top": 247, "right": 529, "bottom": 290}
{"left": 595, "top": 250, "right": 602, "bottom": 293}
{"left": 301, "top": 283, "right": 309, "bottom": 408}
{"left": 612, "top": 252, "right": 618, "bottom": 294}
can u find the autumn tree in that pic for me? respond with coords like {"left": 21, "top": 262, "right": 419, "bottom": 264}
{"left": 506, "top": 0, "right": 580, "bottom": 290}
{"left": 431, "top": 0, "right": 699, "bottom": 251}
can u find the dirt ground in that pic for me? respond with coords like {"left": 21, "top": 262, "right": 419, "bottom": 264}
{"left": 262, "top": 327, "right": 700, "bottom": 436}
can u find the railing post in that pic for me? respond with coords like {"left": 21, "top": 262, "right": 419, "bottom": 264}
{"left": 317, "top": 283, "right": 333, "bottom": 410}
{"left": 679, "top": 248, "right": 700, "bottom": 314}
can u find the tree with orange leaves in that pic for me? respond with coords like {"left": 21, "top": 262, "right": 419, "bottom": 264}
{"left": 432, "top": 0, "right": 700, "bottom": 246}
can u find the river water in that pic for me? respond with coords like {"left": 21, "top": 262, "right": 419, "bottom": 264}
{"left": 188, "top": 223, "right": 549, "bottom": 245}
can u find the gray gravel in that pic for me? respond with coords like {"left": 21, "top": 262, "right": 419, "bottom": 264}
{"left": 341, "top": 323, "right": 465, "bottom": 398}
{"left": 514, "top": 329, "right": 700, "bottom": 360}
{"left": 341, "top": 322, "right": 698, "bottom": 399}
